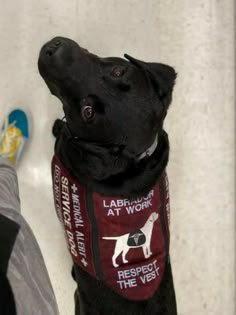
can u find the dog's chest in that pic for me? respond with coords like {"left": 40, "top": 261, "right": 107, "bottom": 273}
{"left": 51, "top": 155, "right": 170, "bottom": 301}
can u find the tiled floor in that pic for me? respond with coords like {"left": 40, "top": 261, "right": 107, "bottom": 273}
{"left": 0, "top": 1, "right": 235, "bottom": 314}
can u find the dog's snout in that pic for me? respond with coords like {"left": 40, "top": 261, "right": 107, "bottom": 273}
{"left": 38, "top": 36, "right": 86, "bottom": 83}
{"left": 41, "top": 37, "right": 65, "bottom": 58}
{"left": 39, "top": 37, "right": 81, "bottom": 69}
{"left": 44, "top": 40, "right": 61, "bottom": 57}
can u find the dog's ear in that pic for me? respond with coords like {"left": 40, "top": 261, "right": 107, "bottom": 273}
{"left": 124, "top": 54, "right": 177, "bottom": 106}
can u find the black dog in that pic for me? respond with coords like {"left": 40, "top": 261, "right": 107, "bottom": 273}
{"left": 38, "top": 37, "right": 177, "bottom": 315}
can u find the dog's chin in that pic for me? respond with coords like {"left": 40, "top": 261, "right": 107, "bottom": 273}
{"left": 90, "top": 142, "right": 159, "bottom": 182}
{"left": 61, "top": 123, "right": 161, "bottom": 181}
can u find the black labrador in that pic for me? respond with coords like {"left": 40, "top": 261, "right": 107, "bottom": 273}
{"left": 38, "top": 37, "right": 177, "bottom": 315}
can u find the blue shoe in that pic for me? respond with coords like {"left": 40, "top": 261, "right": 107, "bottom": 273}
{"left": 0, "top": 109, "right": 29, "bottom": 166}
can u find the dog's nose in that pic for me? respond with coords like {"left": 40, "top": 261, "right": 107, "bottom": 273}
{"left": 43, "top": 38, "right": 63, "bottom": 57}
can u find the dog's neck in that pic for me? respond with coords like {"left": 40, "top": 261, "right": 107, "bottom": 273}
{"left": 63, "top": 119, "right": 158, "bottom": 162}
{"left": 56, "top": 126, "right": 169, "bottom": 199}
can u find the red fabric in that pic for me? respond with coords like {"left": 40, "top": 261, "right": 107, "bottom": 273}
{"left": 52, "top": 155, "right": 170, "bottom": 301}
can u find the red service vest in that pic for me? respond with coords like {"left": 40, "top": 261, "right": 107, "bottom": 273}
{"left": 51, "top": 155, "right": 170, "bottom": 301}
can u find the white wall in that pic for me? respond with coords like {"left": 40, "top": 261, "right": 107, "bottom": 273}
{"left": 0, "top": 1, "right": 235, "bottom": 314}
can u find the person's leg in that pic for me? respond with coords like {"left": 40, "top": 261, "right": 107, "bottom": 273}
{"left": 0, "top": 157, "right": 20, "bottom": 211}
{"left": 0, "top": 110, "right": 59, "bottom": 315}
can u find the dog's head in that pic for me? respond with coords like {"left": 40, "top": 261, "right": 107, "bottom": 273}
{"left": 149, "top": 212, "right": 159, "bottom": 223}
{"left": 38, "top": 37, "right": 176, "bottom": 162}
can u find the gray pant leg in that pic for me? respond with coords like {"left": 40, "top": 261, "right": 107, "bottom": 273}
{"left": 0, "top": 157, "right": 20, "bottom": 211}
{"left": 0, "top": 158, "right": 59, "bottom": 315}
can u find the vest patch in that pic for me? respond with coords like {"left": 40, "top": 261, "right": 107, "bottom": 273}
{"left": 51, "top": 155, "right": 170, "bottom": 301}
{"left": 127, "top": 230, "right": 146, "bottom": 247}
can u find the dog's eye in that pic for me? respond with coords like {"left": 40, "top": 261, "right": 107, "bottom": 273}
{"left": 81, "top": 105, "right": 95, "bottom": 122}
{"left": 111, "top": 66, "right": 126, "bottom": 77}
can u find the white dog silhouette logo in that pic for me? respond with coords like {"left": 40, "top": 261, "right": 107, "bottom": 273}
{"left": 102, "top": 212, "right": 159, "bottom": 268}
